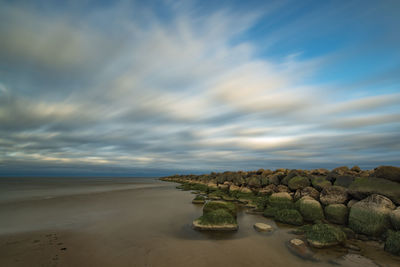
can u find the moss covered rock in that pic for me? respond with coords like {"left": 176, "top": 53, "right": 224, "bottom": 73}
{"left": 288, "top": 176, "right": 310, "bottom": 191}
{"left": 325, "top": 204, "right": 348, "bottom": 225}
{"left": 275, "top": 209, "right": 304, "bottom": 226}
{"left": 320, "top": 186, "right": 348, "bottom": 205}
{"left": 390, "top": 207, "right": 400, "bottom": 231}
{"left": 193, "top": 201, "right": 238, "bottom": 231}
{"left": 203, "top": 201, "right": 237, "bottom": 217}
{"left": 306, "top": 223, "right": 346, "bottom": 248}
{"left": 198, "top": 209, "right": 236, "bottom": 225}
{"left": 263, "top": 206, "right": 279, "bottom": 218}
{"left": 311, "top": 176, "right": 332, "bottom": 191}
{"left": 348, "top": 177, "right": 400, "bottom": 205}
{"left": 269, "top": 192, "right": 294, "bottom": 209}
{"left": 349, "top": 194, "right": 395, "bottom": 237}
{"left": 384, "top": 230, "right": 400, "bottom": 256}
{"left": 192, "top": 195, "right": 206, "bottom": 204}
{"left": 298, "top": 196, "right": 324, "bottom": 222}
{"left": 294, "top": 186, "right": 320, "bottom": 201}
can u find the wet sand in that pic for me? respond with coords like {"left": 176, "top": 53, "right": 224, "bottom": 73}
{"left": 0, "top": 178, "right": 399, "bottom": 267}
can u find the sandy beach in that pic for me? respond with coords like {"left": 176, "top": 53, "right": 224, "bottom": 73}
{"left": 0, "top": 178, "right": 399, "bottom": 267}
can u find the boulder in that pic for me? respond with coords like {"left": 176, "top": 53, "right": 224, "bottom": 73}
{"left": 247, "top": 176, "right": 261, "bottom": 188}
{"left": 298, "top": 196, "right": 324, "bottom": 222}
{"left": 261, "top": 169, "right": 273, "bottom": 177}
{"left": 311, "top": 176, "right": 332, "bottom": 191}
{"left": 294, "top": 186, "right": 319, "bottom": 201}
{"left": 306, "top": 223, "right": 346, "bottom": 248}
{"left": 277, "top": 185, "right": 290, "bottom": 193}
{"left": 192, "top": 195, "right": 206, "bottom": 204}
{"left": 325, "top": 204, "right": 348, "bottom": 225}
{"left": 275, "top": 209, "right": 304, "bottom": 226}
{"left": 229, "top": 185, "right": 240, "bottom": 192}
{"left": 348, "top": 177, "right": 400, "bottom": 205}
{"left": 288, "top": 176, "right": 310, "bottom": 191}
{"left": 239, "top": 186, "right": 252, "bottom": 194}
{"left": 203, "top": 201, "right": 237, "bottom": 217}
{"left": 347, "top": 199, "right": 357, "bottom": 208}
{"left": 390, "top": 207, "right": 400, "bottom": 230}
{"left": 333, "top": 175, "right": 355, "bottom": 188}
{"left": 374, "top": 166, "right": 400, "bottom": 183}
{"left": 218, "top": 184, "right": 229, "bottom": 190}
{"left": 311, "top": 168, "right": 329, "bottom": 176}
{"left": 207, "top": 182, "right": 218, "bottom": 190}
{"left": 351, "top": 166, "right": 361, "bottom": 172}
{"left": 348, "top": 194, "right": 395, "bottom": 237}
{"left": 384, "top": 230, "right": 400, "bottom": 256}
{"left": 193, "top": 201, "right": 238, "bottom": 231}
{"left": 320, "top": 186, "right": 348, "bottom": 205}
{"left": 331, "top": 166, "right": 350, "bottom": 176}
{"left": 269, "top": 192, "right": 294, "bottom": 209}
{"left": 253, "top": 223, "right": 273, "bottom": 232}
{"left": 268, "top": 174, "right": 281, "bottom": 185}
{"left": 258, "top": 184, "right": 277, "bottom": 195}
{"left": 286, "top": 239, "right": 315, "bottom": 261}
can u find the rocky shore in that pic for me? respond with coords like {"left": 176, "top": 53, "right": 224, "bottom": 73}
{"left": 161, "top": 165, "right": 400, "bottom": 258}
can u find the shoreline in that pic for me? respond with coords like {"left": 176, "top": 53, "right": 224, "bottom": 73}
{"left": 1, "top": 175, "right": 400, "bottom": 266}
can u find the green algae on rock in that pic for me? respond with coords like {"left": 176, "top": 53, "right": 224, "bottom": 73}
{"left": 269, "top": 192, "right": 294, "bottom": 209}
{"left": 298, "top": 196, "right": 324, "bottom": 222}
{"left": 275, "top": 209, "right": 304, "bottom": 226}
{"left": 348, "top": 177, "right": 400, "bottom": 205}
{"left": 288, "top": 176, "right": 310, "bottom": 191}
{"left": 306, "top": 223, "right": 346, "bottom": 248}
{"left": 349, "top": 194, "right": 395, "bottom": 237}
{"left": 325, "top": 204, "right": 348, "bottom": 225}
{"left": 384, "top": 230, "right": 400, "bottom": 256}
{"left": 192, "top": 195, "right": 206, "bottom": 204}
{"left": 193, "top": 201, "right": 238, "bottom": 231}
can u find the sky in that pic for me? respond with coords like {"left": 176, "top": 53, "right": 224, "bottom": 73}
{"left": 0, "top": 0, "right": 399, "bottom": 177}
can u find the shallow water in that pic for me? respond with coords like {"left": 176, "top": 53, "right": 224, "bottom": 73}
{"left": 0, "top": 178, "right": 399, "bottom": 266}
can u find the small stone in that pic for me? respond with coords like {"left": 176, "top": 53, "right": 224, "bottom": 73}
{"left": 287, "top": 239, "right": 316, "bottom": 261}
{"left": 253, "top": 223, "right": 273, "bottom": 232}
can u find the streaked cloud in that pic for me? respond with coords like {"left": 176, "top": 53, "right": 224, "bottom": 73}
{"left": 0, "top": 0, "right": 399, "bottom": 176}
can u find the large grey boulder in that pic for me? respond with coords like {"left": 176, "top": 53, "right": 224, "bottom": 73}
{"left": 348, "top": 194, "right": 395, "bottom": 237}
